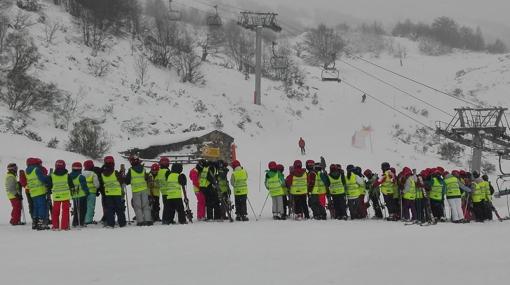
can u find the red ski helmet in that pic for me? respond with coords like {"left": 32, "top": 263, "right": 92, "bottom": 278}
{"left": 159, "top": 156, "right": 170, "bottom": 167}
{"left": 268, "top": 161, "right": 277, "bottom": 171}
{"left": 151, "top": 163, "right": 160, "bottom": 172}
{"left": 231, "top": 160, "right": 241, "bottom": 169}
{"left": 276, "top": 164, "right": 284, "bottom": 172}
{"left": 104, "top": 156, "right": 115, "bottom": 165}
{"left": 72, "top": 162, "right": 82, "bottom": 170}
{"left": 84, "top": 160, "right": 94, "bottom": 170}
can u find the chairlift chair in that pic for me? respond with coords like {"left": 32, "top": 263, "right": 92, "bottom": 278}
{"left": 207, "top": 5, "right": 223, "bottom": 27}
{"left": 495, "top": 153, "right": 510, "bottom": 218}
{"left": 168, "top": 0, "right": 181, "bottom": 21}
{"left": 321, "top": 61, "right": 340, "bottom": 82}
{"left": 270, "top": 42, "right": 289, "bottom": 70}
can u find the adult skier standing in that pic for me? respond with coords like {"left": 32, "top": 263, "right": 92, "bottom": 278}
{"left": 166, "top": 163, "right": 188, "bottom": 224}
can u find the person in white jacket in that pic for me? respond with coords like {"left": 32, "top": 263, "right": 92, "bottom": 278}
{"left": 83, "top": 160, "right": 100, "bottom": 224}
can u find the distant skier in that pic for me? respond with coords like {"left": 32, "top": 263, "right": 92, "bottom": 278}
{"left": 361, "top": 93, "right": 367, "bottom": 103}
{"left": 5, "top": 163, "right": 23, "bottom": 226}
{"left": 231, "top": 160, "right": 249, "bottom": 221}
{"left": 298, "top": 137, "right": 306, "bottom": 155}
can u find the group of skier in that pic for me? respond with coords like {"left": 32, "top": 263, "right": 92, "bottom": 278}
{"left": 264, "top": 159, "right": 499, "bottom": 224}
{"left": 4, "top": 155, "right": 251, "bottom": 230}
{"left": 4, "top": 155, "right": 501, "bottom": 230}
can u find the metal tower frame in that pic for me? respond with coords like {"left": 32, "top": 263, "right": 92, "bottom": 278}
{"left": 237, "top": 12, "right": 281, "bottom": 105}
{"left": 436, "top": 107, "right": 510, "bottom": 172}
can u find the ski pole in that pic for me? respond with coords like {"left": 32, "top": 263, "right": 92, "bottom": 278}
{"left": 247, "top": 197, "right": 258, "bottom": 221}
{"left": 258, "top": 192, "right": 270, "bottom": 218}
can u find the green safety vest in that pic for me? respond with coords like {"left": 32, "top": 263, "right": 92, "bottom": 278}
{"left": 359, "top": 179, "right": 366, "bottom": 197}
{"left": 266, "top": 172, "right": 284, "bottom": 197}
{"left": 345, "top": 174, "right": 361, "bottom": 199}
{"left": 166, "top": 173, "right": 182, "bottom": 199}
{"left": 479, "top": 181, "right": 491, "bottom": 201}
{"left": 290, "top": 174, "right": 307, "bottom": 195}
{"left": 155, "top": 169, "right": 169, "bottom": 196}
{"left": 311, "top": 172, "right": 327, "bottom": 195}
{"left": 472, "top": 182, "right": 484, "bottom": 203}
{"left": 380, "top": 171, "right": 395, "bottom": 195}
{"left": 444, "top": 176, "right": 461, "bottom": 198}
{"left": 328, "top": 176, "right": 345, "bottom": 195}
{"left": 218, "top": 177, "right": 229, "bottom": 193}
{"left": 403, "top": 178, "right": 416, "bottom": 200}
{"left": 130, "top": 169, "right": 147, "bottom": 193}
{"left": 51, "top": 173, "right": 71, "bottom": 201}
{"left": 199, "top": 167, "right": 210, "bottom": 188}
{"left": 416, "top": 186, "right": 424, "bottom": 199}
{"left": 232, "top": 169, "right": 248, "bottom": 196}
{"left": 102, "top": 172, "right": 122, "bottom": 196}
{"left": 26, "top": 169, "right": 47, "bottom": 198}
{"left": 5, "top": 173, "right": 17, "bottom": 200}
{"left": 429, "top": 178, "right": 443, "bottom": 201}
{"left": 72, "top": 175, "right": 87, "bottom": 199}
{"left": 85, "top": 174, "right": 97, "bottom": 194}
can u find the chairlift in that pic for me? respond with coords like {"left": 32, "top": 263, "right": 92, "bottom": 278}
{"left": 168, "top": 0, "right": 181, "bottom": 21}
{"left": 321, "top": 61, "right": 340, "bottom": 82}
{"left": 495, "top": 153, "right": 510, "bottom": 218}
{"left": 270, "top": 42, "right": 289, "bottom": 70}
{"left": 207, "top": 5, "right": 223, "bottom": 27}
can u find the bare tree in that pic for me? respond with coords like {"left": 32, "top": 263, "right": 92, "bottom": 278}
{"left": 5, "top": 31, "right": 40, "bottom": 76}
{"left": 53, "top": 92, "right": 80, "bottom": 130}
{"left": 87, "top": 57, "right": 110, "bottom": 77}
{"left": 304, "top": 24, "right": 345, "bottom": 68}
{"left": 44, "top": 19, "right": 61, "bottom": 46}
{"left": 172, "top": 34, "right": 204, "bottom": 84}
{"left": 223, "top": 21, "right": 254, "bottom": 73}
{"left": 134, "top": 54, "right": 149, "bottom": 85}
{"left": 12, "top": 10, "right": 35, "bottom": 31}
{"left": 66, "top": 119, "right": 111, "bottom": 159}
{"left": 0, "top": 13, "right": 8, "bottom": 53}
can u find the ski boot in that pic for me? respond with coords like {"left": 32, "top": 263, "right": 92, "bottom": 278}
{"left": 235, "top": 216, "right": 242, "bottom": 221}
{"left": 241, "top": 215, "right": 249, "bottom": 221}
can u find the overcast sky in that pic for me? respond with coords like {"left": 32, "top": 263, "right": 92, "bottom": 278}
{"left": 226, "top": 0, "right": 510, "bottom": 42}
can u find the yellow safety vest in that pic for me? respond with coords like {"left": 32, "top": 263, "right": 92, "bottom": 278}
{"left": 403, "top": 178, "right": 416, "bottom": 200}
{"left": 5, "top": 173, "right": 17, "bottom": 200}
{"left": 26, "top": 169, "right": 47, "bottom": 198}
{"left": 444, "top": 176, "right": 461, "bottom": 198}
{"left": 102, "top": 172, "right": 122, "bottom": 196}
{"left": 51, "top": 173, "right": 71, "bottom": 202}
{"left": 233, "top": 169, "right": 248, "bottom": 196}
{"left": 85, "top": 174, "right": 97, "bottom": 194}
{"left": 266, "top": 173, "right": 284, "bottom": 197}
{"left": 345, "top": 174, "right": 361, "bottom": 199}
{"left": 380, "top": 171, "right": 395, "bottom": 195}
{"left": 311, "top": 172, "right": 327, "bottom": 195}
{"left": 166, "top": 173, "right": 183, "bottom": 199}
{"left": 130, "top": 169, "right": 147, "bottom": 193}
{"left": 290, "top": 174, "right": 307, "bottom": 195}
{"left": 328, "top": 176, "right": 345, "bottom": 195}
{"left": 478, "top": 181, "right": 491, "bottom": 201}
{"left": 429, "top": 178, "right": 443, "bottom": 201}
{"left": 155, "top": 169, "right": 170, "bottom": 196}
{"left": 471, "top": 182, "right": 484, "bottom": 203}
{"left": 72, "top": 176, "right": 86, "bottom": 199}
{"left": 199, "top": 167, "right": 210, "bottom": 188}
